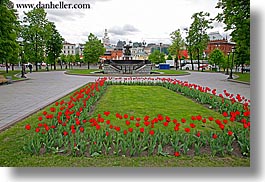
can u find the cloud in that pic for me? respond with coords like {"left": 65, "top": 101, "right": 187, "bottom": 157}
{"left": 109, "top": 24, "right": 139, "bottom": 36}
{"left": 46, "top": 9, "right": 86, "bottom": 22}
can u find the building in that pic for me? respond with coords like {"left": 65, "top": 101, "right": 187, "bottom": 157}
{"left": 205, "top": 32, "right": 236, "bottom": 57}
{"left": 150, "top": 43, "right": 169, "bottom": 55}
{"left": 131, "top": 42, "right": 148, "bottom": 60}
{"left": 102, "top": 29, "right": 111, "bottom": 48}
{"left": 75, "top": 43, "right": 85, "bottom": 59}
{"left": 62, "top": 42, "right": 76, "bottom": 55}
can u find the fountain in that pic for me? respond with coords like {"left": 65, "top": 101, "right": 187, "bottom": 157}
{"left": 103, "top": 42, "right": 152, "bottom": 74}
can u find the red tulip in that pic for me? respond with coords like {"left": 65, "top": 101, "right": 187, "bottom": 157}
{"left": 174, "top": 151, "right": 180, "bottom": 157}
{"left": 184, "top": 128, "right": 190, "bottom": 133}
{"left": 123, "top": 130, "right": 128, "bottom": 135}
{"left": 149, "top": 130, "right": 155, "bottom": 135}
{"left": 212, "top": 134, "right": 218, "bottom": 139}
{"left": 181, "top": 118, "right": 186, "bottom": 123}
{"left": 25, "top": 124, "right": 31, "bottom": 130}
{"left": 190, "top": 123, "right": 196, "bottom": 128}
{"left": 227, "top": 131, "right": 233, "bottom": 136}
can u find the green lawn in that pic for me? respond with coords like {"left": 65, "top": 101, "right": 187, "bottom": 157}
{"left": 152, "top": 69, "right": 189, "bottom": 75}
{"left": 234, "top": 73, "right": 250, "bottom": 83}
{"left": 91, "top": 85, "right": 237, "bottom": 132}
{"left": 66, "top": 69, "right": 101, "bottom": 75}
{"left": 0, "top": 70, "right": 22, "bottom": 81}
{"left": 0, "top": 84, "right": 249, "bottom": 167}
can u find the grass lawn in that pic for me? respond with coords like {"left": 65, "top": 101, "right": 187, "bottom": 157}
{"left": 0, "top": 85, "right": 249, "bottom": 167}
{"left": 152, "top": 69, "right": 189, "bottom": 75}
{"left": 234, "top": 73, "right": 250, "bottom": 83}
{"left": 66, "top": 69, "right": 101, "bottom": 75}
{"left": 0, "top": 70, "right": 22, "bottom": 81}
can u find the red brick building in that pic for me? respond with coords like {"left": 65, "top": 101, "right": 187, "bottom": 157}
{"left": 204, "top": 32, "right": 236, "bottom": 56}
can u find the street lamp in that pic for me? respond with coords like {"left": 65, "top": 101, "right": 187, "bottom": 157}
{"left": 228, "top": 46, "right": 236, "bottom": 79}
{"left": 225, "top": 51, "right": 230, "bottom": 75}
{"left": 19, "top": 42, "right": 26, "bottom": 78}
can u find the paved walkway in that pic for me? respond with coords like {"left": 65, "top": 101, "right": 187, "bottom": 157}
{"left": 0, "top": 71, "right": 250, "bottom": 131}
{"left": 0, "top": 71, "right": 96, "bottom": 130}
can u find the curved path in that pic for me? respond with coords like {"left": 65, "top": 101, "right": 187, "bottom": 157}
{"left": 0, "top": 71, "right": 250, "bottom": 131}
{"left": 165, "top": 71, "right": 250, "bottom": 100}
{"left": 0, "top": 71, "right": 96, "bottom": 130}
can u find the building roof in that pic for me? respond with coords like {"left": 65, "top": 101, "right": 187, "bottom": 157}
{"left": 208, "top": 32, "right": 224, "bottom": 41}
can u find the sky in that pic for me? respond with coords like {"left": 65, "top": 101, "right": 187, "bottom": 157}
{"left": 12, "top": 0, "right": 228, "bottom": 45}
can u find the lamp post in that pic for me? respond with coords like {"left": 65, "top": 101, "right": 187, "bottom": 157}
{"left": 228, "top": 46, "right": 236, "bottom": 79}
{"left": 19, "top": 42, "right": 26, "bottom": 78}
{"left": 225, "top": 51, "right": 230, "bottom": 75}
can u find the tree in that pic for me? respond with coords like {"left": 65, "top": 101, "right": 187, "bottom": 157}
{"left": 167, "top": 54, "right": 173, "bottom": 60}
{"left": 148, "top": 50, "right": 165, "bottom": 65}
{"left": 188, "top": 11, "right": 212, "bottom": 71}
{"left": 208, "top": 48, "right": 225, "bottom": 71}
{"left": 168, "top": 29, "right": 185, "bottom": 70}
{"left": 0, "top": 0, "right": 19, "bottom": 73}
{"left": 21, "top": 8, "right": 49, "bottom": 71}
{"left": 66, "top": 54, "right": 75, "bottom": 69}
{"left": 75, "top": 53, "right": 81, "bottom": 67}
{"left": 45, "top": 22, "right": 64, "bottom": 70}
{"left": 215, "top": 0, "right": 250, "bottom": 71}
{"left": 83, "top": 33, "right": 105, "bottom": 69}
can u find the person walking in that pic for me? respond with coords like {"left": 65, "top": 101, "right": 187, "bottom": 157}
{"left": 28, "top": 63, "right": 33, "bottom": 73}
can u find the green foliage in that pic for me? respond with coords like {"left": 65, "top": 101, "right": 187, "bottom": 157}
{"left": 83, "top": 33, "right": 105, "bottom": 69}
{"left": 148, "top": 50, "right": 165, "bottom": 64}
{"left": 168, "top": 29, "right": 185, "bottom": 68}
{"left": 209, "top": 48, "right": 225, "bottom": 70}
{"left": 0, "top": 2, "right": 19, "bottom": 73}
{"left": 215, "top": 0, "right": 250, "bottom": 66}
{"left": 167, "top": 54, "right": 173, "bottom": 60}
{"left": 187, "top": 11, "right": 212, "bottom": 70}
{"left": 45, "top": 22, "right": 64, "bottom": 70}
{"left": 21, "top": 8, "right": 49, "bottom": 71}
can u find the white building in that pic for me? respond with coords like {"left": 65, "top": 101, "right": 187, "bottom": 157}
{"left": 62, "top": 42, "right": 76, "bottom": 55}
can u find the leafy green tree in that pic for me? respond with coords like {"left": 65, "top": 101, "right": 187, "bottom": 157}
{"left": 66, "top": 54, "right": 75, "bottom": 69}
{"left": 188, "top": 11, "right": 212, "bottom": 71}
{"left": 167, "top": 54, "right": 173, "bottom": 60}
{"left": 208, "top": 48, "right": 225, "bottom": 71}
{"left": 59, "top": 54, "right": 66, "bottom": 69}
{"left": 75, "top": 53, "right": 81, "bottom": 67}
{"left": 21, "top": 8, "right": 49, "bottom": 71}
{"left": 45, "top": 22, "right": 64, "bottom": 70}
{"left": 83, "top": 33, "right": 105, "bottom": 69}
{"left": 0, "top": 0, "right": 19, "bottom": 73}
{"left": 168, "top": 29, "right": 185, "bottom": 70}
{"left": 215, "top": 0, "right": 250, "bottom": 71}
{"left": 148, "top": 50, "right": 165, "bottom": 65}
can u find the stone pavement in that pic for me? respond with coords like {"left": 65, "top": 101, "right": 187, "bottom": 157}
{"left": 0, "top": 71, "right": 97, "bottom": 131}
{"left": 0, "top": 71, "right": 250, "bottom": 131}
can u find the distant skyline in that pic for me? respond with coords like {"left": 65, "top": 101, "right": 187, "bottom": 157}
{"left": 13, "top": 0, "right": 231, "bottom": 45}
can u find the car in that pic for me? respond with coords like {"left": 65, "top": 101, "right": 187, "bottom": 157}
{"left": 242, "top": 67, "right": 250, "bottom": 72}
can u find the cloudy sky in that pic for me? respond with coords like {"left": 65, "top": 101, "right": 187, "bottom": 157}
{"left": 13, "top": 0, "right": 228, "bottom": 45}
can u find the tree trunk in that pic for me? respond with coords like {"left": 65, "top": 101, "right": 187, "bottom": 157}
{"left": 87, "top": 62, "right": 90, "bottom": 69}
{"left": 5, "top": 60, "right": 8, "bottom": 73}
{"left": 54, "top": 60, "right": 56, "bottom": 70}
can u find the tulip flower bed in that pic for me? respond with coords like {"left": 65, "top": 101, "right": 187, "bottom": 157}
{"left": 22, "top": 77, "right": 250, "bottom": 160}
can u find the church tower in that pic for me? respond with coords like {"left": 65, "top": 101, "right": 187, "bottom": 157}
{"left": 102, "top": 29, "right": 110, "bottom": 47}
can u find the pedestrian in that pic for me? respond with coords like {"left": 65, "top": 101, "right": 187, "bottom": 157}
{"left": 28, "top": 64, "right": 33, "bottom": 73}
